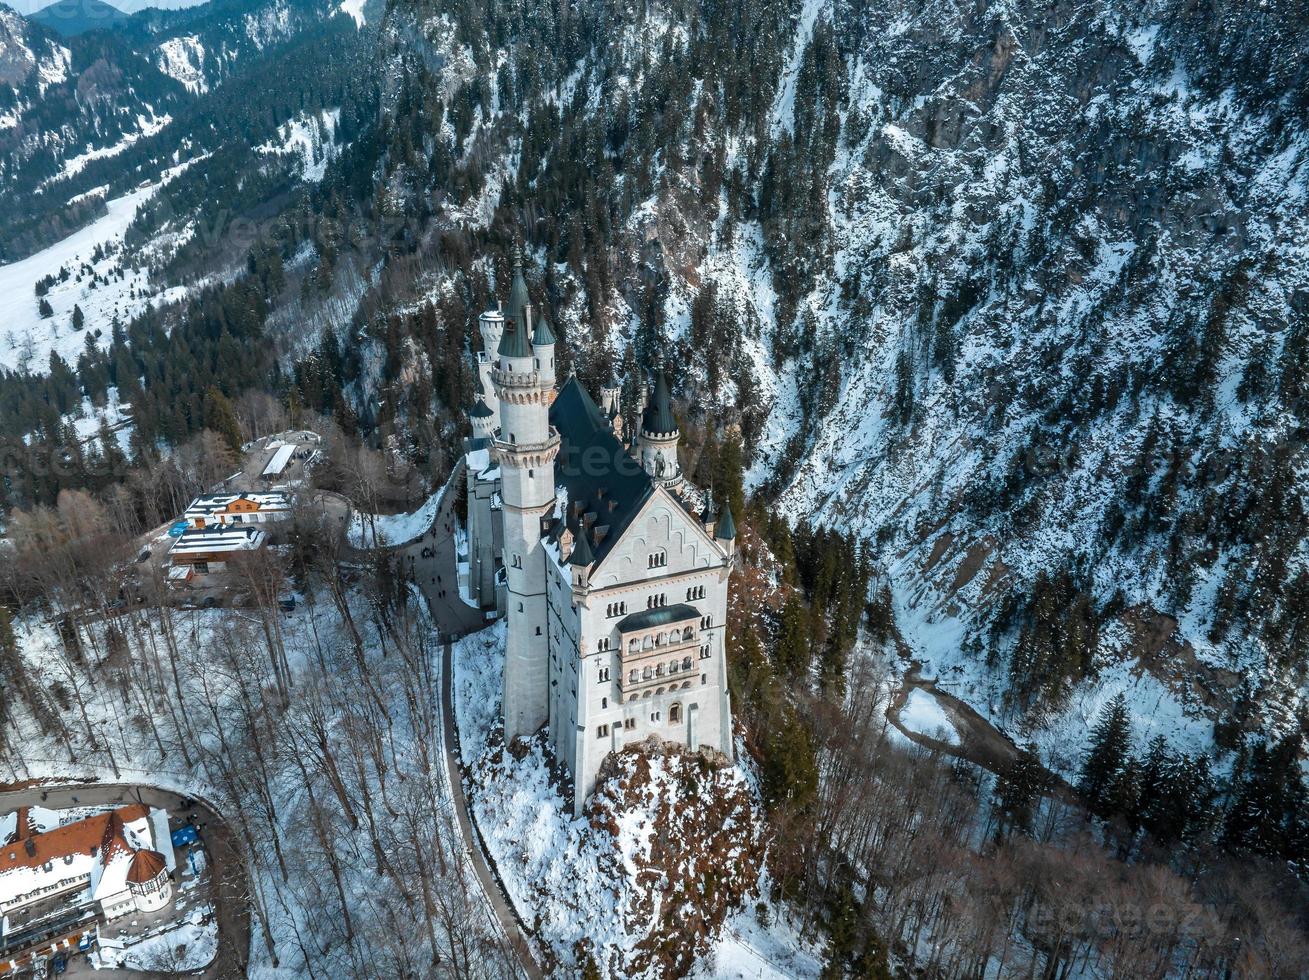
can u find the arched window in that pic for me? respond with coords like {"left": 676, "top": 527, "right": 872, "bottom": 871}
{"left": 643, "top": 666, "right": 653, "bottom": 680}
{"left": 682, "top": 656, "right": 692, "bottom": 671}
{"left": 670, "top": 659, "right": 679, "bottom": 674}
{"left": 629, "top": 638, "right": 639, "bottom": 652}
{"left": 642, "top": 636, "right": 653, "bottom": 651}
{"left": 669, "top": 703, "right": 682, "bottom": 724}
{"left": 629, "top": 668, "right": 639, "bottom": 683}
{"left": 682, "top": 626, "right": 694, "bottom": 641}
{"left": 656, "top": 663, "right": 665, "bottom": 677}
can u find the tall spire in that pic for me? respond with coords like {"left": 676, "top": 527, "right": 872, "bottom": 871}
{"left": 642, "top": 370, "right": 677, "bottom": 436}
{"left": 499, "top": 245, "right": 534, "bottom": 358}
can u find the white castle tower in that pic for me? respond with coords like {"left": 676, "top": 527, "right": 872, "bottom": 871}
{"left": 492, "top": 254, "right": 560, "bottom": 740}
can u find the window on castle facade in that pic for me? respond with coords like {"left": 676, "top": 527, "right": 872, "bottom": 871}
{"left": 597, "top": 724, "right": 609, "bottom": 738}
{"left": 624, "top": 718, "right": 636, "bottom": 730}
{"left": 598, "top": 667, "right": 610, "bottom": 682}
{"left": 629, "top": 669, "right": 639, "bottom": 683}
{"left": 682, "top": 656, "right": 693, "bottom": 671}
{"left": 648, "top": 550, "right": 667, "bottom": 569}
{"left": 700, "top": 645, "right": 710, "bottom": 659}
{"left": 669, "top": 703, "right": 682, "bottom": 724}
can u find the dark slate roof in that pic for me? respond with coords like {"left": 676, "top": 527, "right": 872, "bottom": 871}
{"left": 549, "top": 377, "right": 654, "bottom": 567}
{"left": 532, "top": 316, "right": 556, "bottom": 346}
{"left": 715, "top": 503, "right": 736, "bottom": 540}
{"left": 642, "top": 370, "right": 677, "bottom": 436}
{"left": 470, "top": 398, "right": 494, "bottom": 419}
{"left": 567, "top": 523, "right": 594, "bottom": 566}
{"left": 616, "top": 602, "right": 700, "bottom": 633}
{"left": 700, "top": 493, "right": 717, "bottom": 525}
{"left": 499, "top": 257, "right": 534, "bottom": 358}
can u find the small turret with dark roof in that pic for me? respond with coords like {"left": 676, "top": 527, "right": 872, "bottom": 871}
{"left": 700, "top": 491, "right": 717, "bottom": 526}
{"left": 498, "top": 251, "right": 534, "bottom": 359}
{"left": 714, "top": 502, "right": 736, "bottom": 541}
{"left": 568, "top": 521, "right": 595, "bottom": 567}
{"left": 532, "top": 315, "right": 555, "bottom": 346}
{"left": 642, "top": 370, "right": 678, "bottom": 437}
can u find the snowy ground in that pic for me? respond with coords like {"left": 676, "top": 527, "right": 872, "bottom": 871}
{"left": 452, "top": 624, "right": 817, "bottom": 978}
{"left": 0, "top": 166, "right": 194, "bottom": 373}
{"left": 348, "top": 482, "right": 447, "bottom": 548}
{"left": 894, "top": 688, "right": 960, "bottom": 746}
{"left": 96, "top": 912, "right": 219, "bottom": 972}
{"left": 692, "top": 901, "right": 822, "bottom": 980}
{"left": 255, "top": 108, "right": 342, "bottom": 183}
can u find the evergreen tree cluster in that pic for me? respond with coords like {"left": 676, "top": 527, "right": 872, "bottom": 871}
{"left": 1079, "top": 692, "right": 1309, "bottom": 876}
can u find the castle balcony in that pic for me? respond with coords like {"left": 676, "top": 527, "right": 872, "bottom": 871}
{"left": 490, "top": 365, "right": 542, "bottom": 390}
{"left": 492, "top": 428, "right": 560, "bottom": 467}
{"left": 613, "top": 603, "right": 703, "bottom": 701}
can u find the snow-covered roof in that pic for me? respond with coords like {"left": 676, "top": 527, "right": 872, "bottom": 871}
{"left": 169, "top": 525, "right": 267, "bottom": 557}
{"left": 184, "top": 491, "right": 291, "bottom": 518}
{"left": 261, "top": 443, "right": 297, "bottom": 477}
{"left": 0, "top": 804, "right": 167, "bottom": 911}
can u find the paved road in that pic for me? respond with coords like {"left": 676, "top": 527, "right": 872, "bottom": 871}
{"left": 396, "top": 461, "right": 487, "bottom": 639}
{"left": 439, "top": 641, "right": 543, "bottom": 980}
{"left": 374, "top": 464, "right": 540, "bottom": 978}
{"left": 0, "top": 784, "right": 249, "bottom": 980}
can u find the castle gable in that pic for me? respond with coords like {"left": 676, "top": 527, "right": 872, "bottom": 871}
{"left": 590, "top": 484, "right": 722, "bottom": 588}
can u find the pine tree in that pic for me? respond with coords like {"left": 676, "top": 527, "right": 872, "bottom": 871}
{"left": 203, "top": 387, "right": 243, "bottom": 453}
{"left": 1079, "top": 693, "right": 1132, "bottom": 814}
{"left": 775, "top": 595, "right": 810, "bottom": 679}
{"left": 993, "top": 743, "right": 1049, "bottom": 839}
{"left": 1223, "top": 737, "right": 1309, "bottom": 865}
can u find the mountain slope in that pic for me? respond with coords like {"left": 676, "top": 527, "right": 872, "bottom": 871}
{"left": 353, "top": 0, "right": 1309, "bottom": 768}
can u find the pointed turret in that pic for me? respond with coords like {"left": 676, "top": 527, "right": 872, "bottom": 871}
{"left": 638, "top": 365, "right": 682, "bottom": 488}
{"left": 568, "top": 521, "right": 594, "bottom": 591}
{"left": 499, "top": 251, "right": 534, "bottom": 359}
{"left": 568, "top": 522, "right": 595, "bottom": 566}
{"left": 642, "top": 370, "right": 678, "bottom": 436}
{"left": 532, "top": 316, "right": 556, "bottom": 346}
{"left": 714, "top": 503, "right": 736, "bottom": 542}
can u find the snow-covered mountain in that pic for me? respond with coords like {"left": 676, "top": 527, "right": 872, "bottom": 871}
{"left": 0, "top": 0, "right": 370, "bottom": 261}
{"left": 356, "top": 0, "right": 1309, "bottom": 766}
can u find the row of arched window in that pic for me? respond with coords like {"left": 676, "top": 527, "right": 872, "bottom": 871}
{"left": 648, "top": 550, "right": 667, "bottom": 568}
{"left": 627, "top": 626, "right": 696, "bottom": 652}
{"left": 629, "top": 656, "right": 695, "bottom": 683}
{"left": 685, "top": 585, "right": 706, "bottom": 600}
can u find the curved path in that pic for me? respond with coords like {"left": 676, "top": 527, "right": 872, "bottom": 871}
{"left": 379, "top": 466, "right": 542, "bottom": 979}
{"left": 0, "top": 783, "right": 248, "bottom": 980}
{"left": 888, "top": 667, "right": 1078, "bottom": 804}
{"left": 440, "top": 641, "right": 544, "bottom": 979}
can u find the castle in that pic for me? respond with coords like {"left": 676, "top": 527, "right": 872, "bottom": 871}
{"left": 463, "top": 254, "right": 736, "bottom": 814}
